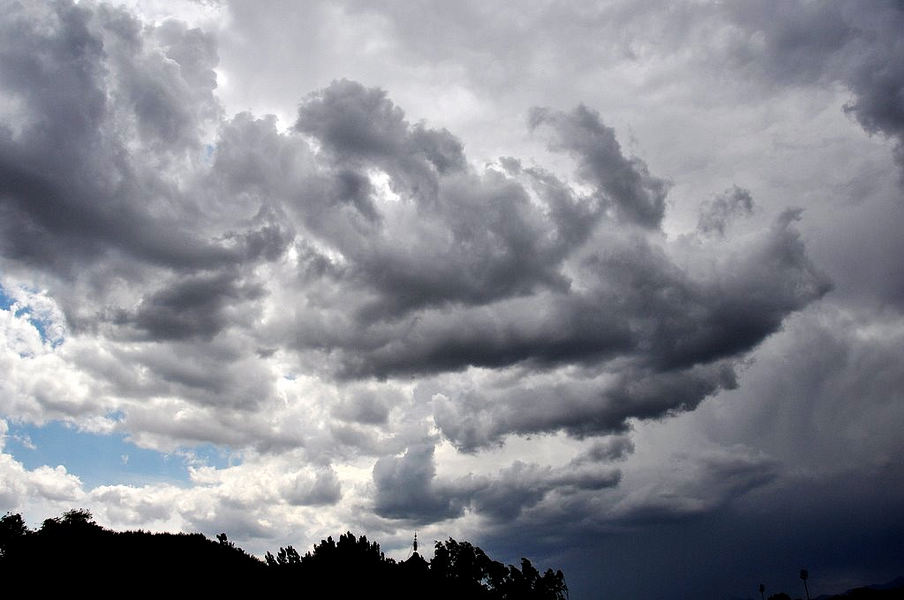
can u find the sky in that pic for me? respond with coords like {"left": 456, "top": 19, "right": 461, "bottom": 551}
{"left": 0, "top": 1, "right": 903, "bottom": 598}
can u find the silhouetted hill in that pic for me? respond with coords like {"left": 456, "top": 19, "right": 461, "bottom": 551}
{"left": 739, "top": 577, "right": 904, "bottom": 600}
{"left": 819, "top": 576, "right": 904, "bottom": 600}
{"left": 0, "top": 510, "right": 567, "bottom": 599}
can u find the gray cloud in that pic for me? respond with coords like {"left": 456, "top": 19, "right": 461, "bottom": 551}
{"left": 372, "top": 440, "right": 621, "bottom": 524}
{"left": 288, "top": 204, "right": 828, "bottom": 388}
{"left": 282, "top": 467, "right": 342, "bottom": 506}
{"left": 185, "top": 504, "right": 277, "bottom": 541}
{"left": 460, "top": 460, "right": 621, "bottom": 522}
{"left": 726, "top": 0, "right": 904, "bottom": 171}
{"left": 0, "top": 2, "right": 238, "bottom": 278}
{"left": 471, "top": 459, "right": 904, "bottom": 600}
{"left": 572, "top": 436, "right": 635, "bottom": 464}
{"left": 718, "top": 0, "right": 904, "bottom": 315}
{"left": 2, "top": 3, "right": 903, "bottom": 599}
{"left": 291, "top": 80, "right": 582, "bottom": 320}
{"left": 697, "top": 306, "right": 904, "bottom": 474}
{"left": 0, "top": 0, "right": 830, "bottom": 458}
{"left": 129, "top": 271, "right": 265, "bottom": 341}
{"left": 697, "top": 186, "right": 754, "bottom": 236}
{"left": 376, "top": 208, "right": 827, "bottom": 449}
{"left": 372, "top": 442, "right": 463, "bottom": 522}
{"left": 611, "top": 452, "right": 780, "bottom": 526}
{"left": 332, "top": 389, "right": 393, "bottom": 425}
{"left": 529, "top": 105, "right": 669, "bottom": 228}
{"left": 432, "top": 361, "right": 738, "bottom": 451}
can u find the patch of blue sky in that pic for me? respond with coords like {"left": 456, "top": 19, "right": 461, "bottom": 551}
{"left": 15, "top": 305, "right": 55, "bottom": 347}
{"left": 187, "top": 443, "right": 237, "bottom": 469}
{"left": 0, "top": 281, "right": 63, "bottom": 348}
{"left": 0, "top": 282, "right": 14, "bottom": 310}
{"left": 202, "top": 143, "right": 216, "bottom": 165}
{"left": 5, "top": 421, "right": 238, "bottom": 489}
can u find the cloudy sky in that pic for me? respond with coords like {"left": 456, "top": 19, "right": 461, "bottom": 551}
{"left": 1, "top": 0, "right": 903, "bottom": 597}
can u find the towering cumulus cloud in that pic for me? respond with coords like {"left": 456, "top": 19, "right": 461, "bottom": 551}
{"left": 0, "top": 0, "right": 835, "bottom": 564}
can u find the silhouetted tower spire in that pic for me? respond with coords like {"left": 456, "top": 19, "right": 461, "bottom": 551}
{"left": 800, "top": 569, "right": 810, "bottom": 600}
{"left": 413, "top": 531, "right": 419, "bottom": 556}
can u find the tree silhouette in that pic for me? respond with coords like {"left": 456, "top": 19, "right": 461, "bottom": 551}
{"left": 0, "top": 512, "right": 28, "bottom": 557}
{"left": 0, "top": 509, "right": 570, "bottom": 599}
{"left": 266, "top": 544, "right": 301, "bottom": 567}
{"left": 429, "top": 538, "right": 567, "bottom": 600}
{"left": 6, "top": 510, "right": 904, "bottom": 599}
{"left": 0, "top": 509, "right": 265, "bottom": 595}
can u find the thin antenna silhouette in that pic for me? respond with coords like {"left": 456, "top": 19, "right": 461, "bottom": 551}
{"left": 800, "top": 569, "right": 810, "bottom": 600}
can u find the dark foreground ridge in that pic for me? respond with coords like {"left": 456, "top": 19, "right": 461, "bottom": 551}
{"left": 0, "top": 509, "right": 566, "bottom": 599}
{"left": 761, "top": 576, "right": 904, "bottom": 600}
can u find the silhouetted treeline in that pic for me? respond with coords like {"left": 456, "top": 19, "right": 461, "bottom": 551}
{"left": 263, "top": 531, "right": 567, "bottom": 599}
{"left": 0, "top": 510, "right": 566, "bottom": 599}
{"left": 0, "top": 509, "right": 265, "bottom": 594}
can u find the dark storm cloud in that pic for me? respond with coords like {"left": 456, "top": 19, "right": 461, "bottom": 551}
{"left": 572, "top": 436, "right": 635, "bottom": 463}
{"left": 292, "top": 80, "right": 580, "bottom": 319}
{"left": 295, "top": 79, "right": 467, "bottom": 210}
{"left": 111, "top": 341, "right": 275, "bottom": 410}
{"left": 529, "top": 105, "right": 669, "bottom": 228}
{"left": 0, "top": 1, "right": 240, "bottom": 277}
{"left": 290, "top": 196, "right": 826, "bottom": 385}
{"left": 432, "top": 361, "right": 738, "bottom": 451}
{"left": 372, "top": 442, "right": 462, "bottom": 522}
{"left": 372, "top": 440, "right": 620, "bottom": 524}
{"left": 460, "top": 460, "right": 621, "bottom": 522}
{"left": 611, "top": 453, "right": 780, "bottom": 526}
{"left": 4, "top": 4, "right": 901, "bottom": 598}
{"left": 0, "top": 1, "right": 829, "bottom": 459}
{"left": 473, "top": 461, "right": 904, "bottom": 600}
{"left": 0, "top": 1, "right": 296, "bottom": 422}
{"left": 349, "top": 208, "right": 827, "bottom": 448}
{"left": 107, "top": 16, "right": 220, "bottom": 152}
{"left": 699, "top": 307, "right": 904, "bottom": 474}
{"left": 129, "top": 271, "right": 265, "bottom": 341}
{"left": 297, "top": 79, "right": 469, "bottom": 174}
{"left": 727, "top": 0, "right": 904, "bottom": 170}
{"left": 719, "top": 0, "right": 904, "bottom": 317}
